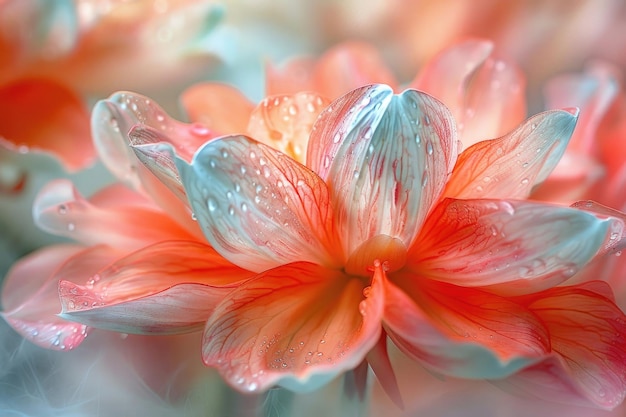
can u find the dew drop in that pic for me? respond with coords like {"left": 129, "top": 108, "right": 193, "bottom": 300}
{"left": 306, "top": 102, "right": 316, "bottom": 113}
{"left": 228, "top": 206, "right": 235, "bottom": 216}
{"left": 414, "top": 134, "right": 421, "bottom": 144}
{"left": 426, "top": 141, "right": 434, "bottom": 155}
{"left": 333, "top": 133, "right": 341, "bottom": 144}
{"left": 323, "top": 155, "right": 331, "bottom": 169}
{"left": 520, "top": 178, "right": 530, "bottom": 185}
{"left": 240, "top": 165, "right": 247, "bottom": 175}
{"left": 241, "top": 203, "right": 248, "bottom": 212}
{"left": 207, "top": 198, "right": 218, "bottom": 212}
{"left": 58, "top": 204, "right": 68, "bottom": 214}
{"left": 67, "top": 223, "right": 75, "bottom": 231}
{"left": 288, "top": 104, "right": 298, "bottom": 115}
{"left": 616, "top": 251, "right": 622, "bottom": 257}
{"left": 191, "top": 123, "right": 211, "bottom": 137}
{"left": 109, "top": 117, "right": 120, "bottom": 132}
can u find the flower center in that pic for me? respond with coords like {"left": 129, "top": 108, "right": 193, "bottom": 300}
{"left": 344, "top": 234, "right": 407, "bottom": 277}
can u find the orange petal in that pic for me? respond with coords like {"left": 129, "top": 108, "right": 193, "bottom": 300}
{"left": 202, "top": 262, "right": 384, "bottom": 392}
{"left": 1, "top": 245, "right": 120, "bottom": 350}
{"left": 265, "top": 56, "right": 317, "bottom": 96}
{"left": 180, "top": 83, "right": 254, "bottom": 134}
{"left": 410, "top": 198, "right": 620, "bottom": 295}
{"left": 307, "top": 84, "right": 458, "bottom": 255}
{"left": 502, "top": 282, "right": 626, "bottom": 410}
{"left": 384, "top": 273, "right": 549, "bottom": 379}
{"left": 444, "top": 109, "right": 578, "bottom": 199}
{"left": 247, "top": 92, "right": 331, "bottom": 164}
{"left": 33, "top": 180, "right": 198, "bottom": 251}
{"left": 178, "top": 135, "right": 341, "bottom": 272}
{"left": 59, "top": 241, "right": 251, "bottom": 334}
{"left": 0, "top": 78, "right": 93, "bottom": 171}
{"left": 311, "top": 41, "right": 398, "bottom": 99}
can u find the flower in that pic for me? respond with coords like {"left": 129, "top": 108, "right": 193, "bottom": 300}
{"left": 0, "top": 0, "right": 225, "bottom": 259}
{"left": 6, "top": 82, "right": 623, "bottom": 409}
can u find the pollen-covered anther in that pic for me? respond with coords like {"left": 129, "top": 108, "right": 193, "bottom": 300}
{"left": 345, "top": 234, "right": 407, "bottom": 276}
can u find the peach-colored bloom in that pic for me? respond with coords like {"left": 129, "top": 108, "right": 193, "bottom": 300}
{"left": 5, "top": 81, "right": 623, "bottom": 409}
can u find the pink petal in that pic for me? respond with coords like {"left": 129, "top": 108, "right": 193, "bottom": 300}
{"left": 247, "top": 92, "right": 331, "bottom": 164}
{"left": 502, "top": 282, "right": 626, "bottom": 410}
{"left": 412, "top": 39, "right": 526, "bottom": 148}
{"left": 202, "top": 262, "right": 384, "bottom": 392}
{"left": 180, "top": 83, "right": 254, "bottom": 134}
{"left": 384, "top": 273, "right": 549, "bottom": 379}
{"left": 178, "top": 135, "right": 341, "bottom": 272}
{"left": 33, "top": 179, "right": 198, "bottom": 251}
{"left": 2, "top": 245, "right": 120, "bottom": 350}
{"left": 91, "top": 92, "right": 208, "bottom": 232}
{"left": 59, "top": 241, "right": 252, "bottom": 334}
{"left": 410, "top": 198, "right": 621, "bottom": 295}
{"left": 0, "top": 78, "right": 94, "bottom": 171}
{"left": 544, "top": 62, "right": 620, "bottom": 156}
{"left": 444, "top": 109, "right": 578, "bottom": 199}
{"left": 307, "top": 84, "right": 458, "bottom": 255}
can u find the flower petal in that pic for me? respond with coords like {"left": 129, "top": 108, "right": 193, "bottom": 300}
{"left": 265, "top": 56, "right": 317, "bottom": 96}
{"left": 410, "top": 198, "right": 621, "bottom": 295}
{"left": 444, "top": 109, "right": 578, "bottom": 199}
{"left": 500, "top": 282, "right": 626, "bottom": 410}
{"left": 384, "top": 273, "right": 548, "bottom": 379}
{"left": 0, "top": 78, "right": 93, "bottom": 171}
{"left": 1, "top": 245, "right": 119, "bottom": 350}
{"left": 33, "top": 180, "right": 198, "bottom": 251}
{"left": 59, "top": 241, "right": 251, "bottom": 334}
{"left": 178, "top": 135, "right": 340, "bottom": 272}
{"left": 311, "top": 41, "right": 398, "bottom": 99}
{"left": 202, "top": 262, "right": 383, "bottom": 392}
{"left": 247, "top": 92, "right": 331, "bottom": 164}
{"left": 307, "top": 84, "right": 458, "bottom": 255}
{"left": 92, "top": 91, "right": 209, "bottom": 231}
{"left": 544, "top": 62, "right": 620, "bottom": 156}
{"left": 412, "top": 38, "right": 526, "bottom": 148}
{"left": 180, "top": 83, "right": 254, "bottom": 134}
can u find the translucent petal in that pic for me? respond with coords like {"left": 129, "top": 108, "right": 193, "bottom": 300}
{"left": 411, "top": 198, "right": 621, "bottom": 295}
{"left": 412, "top": 38, "right": 526, "bottom": 148}
{"left": 33, "top": 180, "right": 198, "bottom": 251}
{"left": 202, "top": 262, "right": 384, "bottom": 393}
{"left": 1, "top": 245, "right": 119, "bottom": 350}
{"left": 384, "top": 274, "right": 548, "bottom": 379}
{"left": 178, "top": 135, "right": 341, "bottom": 272}
{"left": 247, "top": 92, "right": 330, "bottom": 164}
{"left": 501, "top": 282, "right": 626, "bottom": 410}
{"left": 92, "top": 91, "right": 213, "bottom": 231}
{"left": 444, "top": 109, "right": 578, "bottom": 199}
{"left": 59, "top": 241, "right": 251, "bottom": 334}
{"left": 307, "top": 84, "right": 458, "bottom": 255}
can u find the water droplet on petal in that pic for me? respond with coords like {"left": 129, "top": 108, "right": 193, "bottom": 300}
{"left": 58, "top": 204, "right": 68, "bottom": 214}
{"left": 207, "top": 198, "right": 218, "bottom": 212}
{"left": 67, "top": 223, "right": 75, "bottom": 231}
{"left": 191, "top": 123, "right": 211, "bottom": 137}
